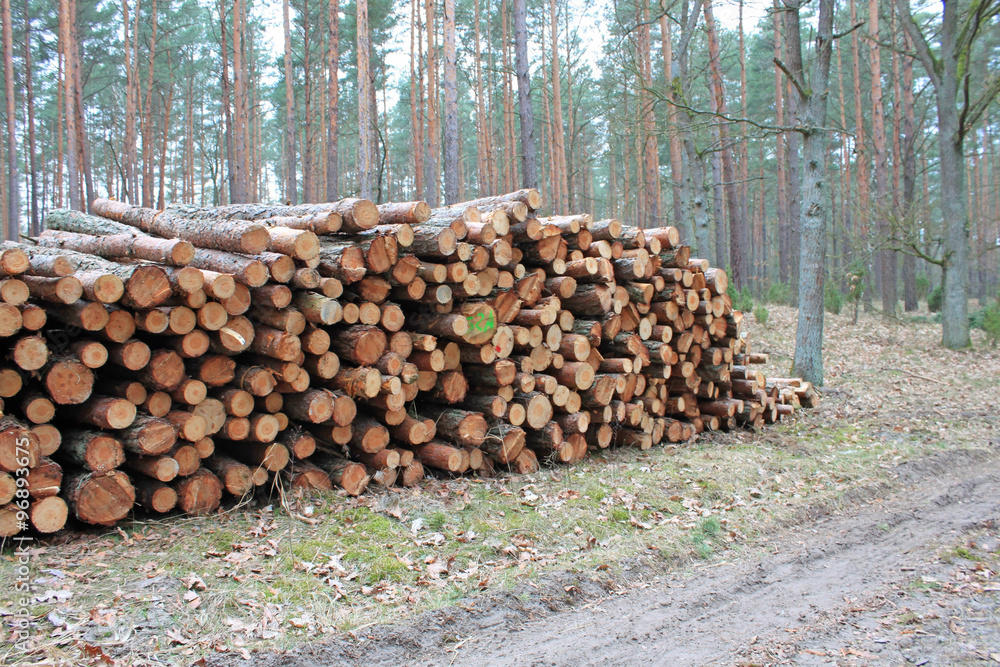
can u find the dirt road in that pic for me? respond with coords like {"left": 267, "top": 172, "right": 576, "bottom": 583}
{"left": 265, "top": 445, "right": 1000, "bottom": 667}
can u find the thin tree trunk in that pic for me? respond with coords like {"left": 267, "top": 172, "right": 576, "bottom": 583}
{"left": 218, "top": 1, "right": 234, "bottom": 203}
{"left": 783, "top": 7, "right": 802, "bottom": 302}
{"left": 513, "top": 0, "right": 537, "bottom": 189}
{"left": 550, "top": 0, "right": 567, "bottom": 211}
{"left": 327, "top": 0, "right": 339, "bottom": 200}
{"left": 302, "top": 0, "right": 314, "bottom": 203}
{"left": 283, "top": 0, "right": 297, "bottom": 203}
{"left": 473, "top": 0, "right": 487, "bottom": 195}
{"left": 659, "top": 7, "right": 683, "bottom": 229}
{"left": 870, "top": 0, "right": 895, "bottom": 315}
{"left": 638, "top": 0, "right": 659, "bottom": 226}
{"left": 443, "top": 0, "right": 459, "bottom": 204}
{"left": 564, "top": 12, "right": 577, "bottom": 210}
{"left": 705, "top": 0, "right": 747, "bottom": 285}
{"left": 61, "top": 0, "right": 81, "bottom": 212}
{"left": 543, "top": 39, "right": 556, "bottom": 211}
{"left": 711, "top": 131, "right": 726, "bottom": 267}
{"left": 56, "top": 51, "right": 64, "bottom": 208}
{"left": 500, "top": 0, "right": 514, "bottom": 193}
{"left": 157, "top": 73, "right": 173, "bottom": 210}
{"left": 774, "top": 2, "right": 789, "bottom": 285}
{"left": 23, "top": 0, "right": 38, "bottom": 235}
{"left": 899, "top": 26, "right": 917, "bottom": 310}
{"left": 231, "top": 0, "right": 248, "bottom": 203}
{"left": 850, "top": 0, "right": 872, "bottom": 310}
{"left": 71, "top": 0, "right": 94, "bottom": 212}
{"left": 739, "top": 0, "right": 750, "bottom": 282}
{"left": 836, "top": 40, "right": 852, "bottom": 288}
{"left": 424, "top": 0, "right": 439, "bottom": 205}
{"left": 122, "top": 0, "right": 136, "bottom": 203}
{"left": 2, "top": 0, "right": 17, "bottom": 238}
{"left": 141, "top": 0, "right": 158, "bottom": 208}
{"left": 357, "top": 0, "right": 375, "bottom": 199}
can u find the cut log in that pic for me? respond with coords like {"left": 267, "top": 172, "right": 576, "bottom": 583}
{"left": 64, "top": 470, "right": 135, "bottom": 526}
{"left": 92, "top": 199, "right": 269, "bottom": 254}
{"left": 173, "top": 467, "right": 223, "bottom": 515}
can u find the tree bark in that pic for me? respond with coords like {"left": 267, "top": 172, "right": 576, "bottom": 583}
{"left": 2, "top": 0, "right": 16, "bottom": 239}
{"left": 327, "top": 0, "right": 339, "bottom": 201}
{"left": 443, "top": 0, "right": 459, "bottom": 204}
{"left": 870, "top": 0, "right": 896, "bottom": 315}
{"left": 895, "top": 0, "right": 991, "bottom": 348}
{"left": 283, "top": 0, "right": 297, "bottom": 204}
{"left": 791, "top": 0, "right": 835, "bottom": 385}
{"left": 901, "top": 30, "right": 918, "bottom": 312}
{"left": 773, "top": 2, "right": 789, "bottom": 284}
{"left": 850, "top": 0, "right": 872, "bottom": 310}
{"left": 357, "top": 0, "right": 375, "bottom": 199}
{"left": 638, "top": 0, "right": 659, "bottom": 227}
{"left": 513, "top": 0, "right": 537, "bottom": 189}
{"left": 61, "top": 0, "right": 80, "bottom": 212}
{"left": 22, "top": 0, "right": 38, "bottom": 235}
{"left": 231, "top": 0, "right": 248, "bottom": 203}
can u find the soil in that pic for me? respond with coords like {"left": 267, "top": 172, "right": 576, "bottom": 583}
{"left": 246, "top": 443, "right": 1000, "bottom": 667}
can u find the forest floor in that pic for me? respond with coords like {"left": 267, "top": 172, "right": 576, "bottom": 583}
{"left": 2, "top": 304, "right": 999, "bottom": 666}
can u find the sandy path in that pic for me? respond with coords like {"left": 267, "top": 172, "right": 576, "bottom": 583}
{"left": 258, "top": 446, "right": 1000, "bottom": 667}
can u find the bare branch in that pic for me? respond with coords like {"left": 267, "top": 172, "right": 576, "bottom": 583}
{"left": 893, "top": 0, "right": 942, "bottom": 89}
{"left": 773, "top": 57, "right": 808, "bottom": 101}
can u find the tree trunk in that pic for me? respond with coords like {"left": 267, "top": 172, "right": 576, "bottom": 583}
{"left": 302, "top": 0, "right": 313, "bottom": 203}
{"left": 283, "top": 0, "right": 297, "bottom": 204}
{"left": 443, "top": 0, "right": 459, "bottom": 204}
{"left": 424, "top": 0, "right": 439, "bottom": 205}
{"left": 512, "top": 0, "right": 537, "bottom": 189}
{"left": 71, "top": 0, "right": 94, "bottom": 213}
{"left": 704, "top": 0, "right": 748, "bottom": 286}
{"left": 327, "top": 0, "right": 339, "bottom": 201}
{"left": 901, "top": 31, "right": 918, "bottom": 311}
{"left": 358, "top": 0, "right": 375, "bottom": 199}
{"left": 141, "top": 0, "right": 158, "bottom": 208}
{"left": 61, "top": 0, "right": 80, "bottom": 212}
{"left": 22, "top": 0, "right": 38, "bottom": 236}
{"left": 870, "top": 0, "right": 896, "bottom": 315}
{"left": 2, "top": 0, "right": 17, "bottom": 239}
{"left": 219, "top": 0, "right": 235, "bottom": 203}
{"left": 638, "top": 0, "right": 659, "bottom": 227}
{"left": 157, "top": 78, "right": 174, "bottom": 211}
{"left": 783, "top": 6, "right": 802, "bottom": 302}
{"left": 123, "top": 0, "right": 138, "bottom": 203}
{"left": 850, "top": 0, "right": 872, "bottom": 310}
{"left": 896, "top": 0, "right": 981, "bottom": 348}
{"left": 659, "top": 10, "right": 683, "bottom": 231}
{"left": 410, "top": 0, "right": 424, "bottom": 199}
{"left": 773, "top": 1, "right": 789, "bottom": 285}
{"left": 792, "top": 0, "right": 835, "bottom": 385}
{"left": 231, "top": 0, "right": 248, "bottom": 203}
{"left": 550, "top": 0, "right": 568, "bottom": 212}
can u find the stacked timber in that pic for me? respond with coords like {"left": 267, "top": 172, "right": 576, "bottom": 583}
{"left": 0, "top": 189, "right": 814, "bottom": 537}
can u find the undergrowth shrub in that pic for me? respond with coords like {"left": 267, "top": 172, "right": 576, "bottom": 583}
{"left": 765, "top": 282, "right": 792, "bottom": 305}
{"left": 928, "top": 285, "right": 942, "bottom": 313}
{"left": 754, "top": 305, "right": 769, "bottom": 325}
{"left": 975, "top": 298, "right": 1000, "bottom": 347}
{"left": 824, "top": 283, "right": 844, "bottom": 315}
{"left": 729, "top": 286, "right": 754, "bottom": 313}
{"left": 915, "top": 274, "right": 931, "bottom": 302}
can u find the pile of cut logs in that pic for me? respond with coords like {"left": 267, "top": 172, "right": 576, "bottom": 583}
{"left": 0, "top": 189, "right": 817, "bottom": 536}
